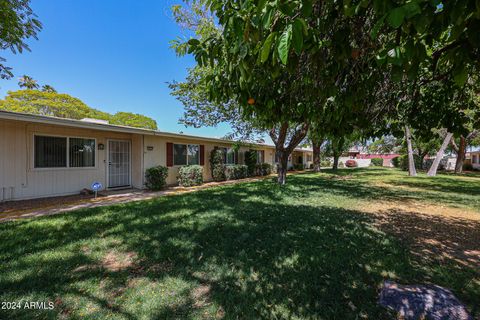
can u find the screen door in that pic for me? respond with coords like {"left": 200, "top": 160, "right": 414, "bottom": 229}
{"left": 108, "top": 140, "right": 131, "bottom": 188}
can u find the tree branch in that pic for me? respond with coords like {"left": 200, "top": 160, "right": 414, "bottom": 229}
{"left": 450, "top": 137, "right": 459, "bottom": 152}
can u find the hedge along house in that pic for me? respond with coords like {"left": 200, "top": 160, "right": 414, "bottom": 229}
{"left": 0, "top": 110, "right": 313, "bottom": 201}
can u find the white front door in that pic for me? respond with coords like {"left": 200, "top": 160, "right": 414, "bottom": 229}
{"left": 108, "top": 140, "right": 131, "bottom": 188}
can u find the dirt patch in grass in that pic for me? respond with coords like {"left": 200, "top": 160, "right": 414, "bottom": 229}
{"left": 191, "top": 284, "right": 211, "bottom": 308}
{"left": 328, "top": 174, "right": 354, "bottom": 181}
{"left": 362, "top": 200, "right": 480, "bottom": 221}
{"left": 361, "top": 201, "right": 480, "bottom": 269}
{"left": 102, "top": 251, "right": 138, "bottom": 272}
{"left": 0, "top": 194, "right": 97, "bottom": 214}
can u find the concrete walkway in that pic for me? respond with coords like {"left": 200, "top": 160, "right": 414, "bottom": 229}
{"left": 0, "top": 175, "right": 275, "bottom": 223}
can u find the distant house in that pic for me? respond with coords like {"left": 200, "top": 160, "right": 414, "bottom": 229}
{"left": 347, "top": 147, "right": 400, "bottom": 167}
{"left": 467, "top": 151, "right": 480, "bottom": 170}
{"left": 0, "top": 110, "right": 313, "bottom": 201}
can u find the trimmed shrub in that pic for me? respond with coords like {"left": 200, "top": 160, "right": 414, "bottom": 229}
{"left": 338, "top": 161, "right": 345, "bottom": 168}
{"left": 210, "top": 149, "right": 226, "bottom": 181}
{"left": 256, "top": 163, "right": 272, "bottom": 176}
{"left": 345, "top": 159, "right": 358, "bottom": 167}
{"left": 391, "top": 156, "right": 400, "bottom": 168}
{"left": 320, "top": 160, "right": 332, "bottom": 167}
{"left": 225, "top": 165, "right": 248, "bottom": 180}
{"left": 178, "top": 165, "right": 203, "bottom": 187}
{"left": 244, "top": 150, "right": 257, "bottom": 176}
{"left": 370, "top": 158, "right": 383, "bottom": 167}
{"left": 463, "top": 162, "right": 473, "bottom": 171}
{"left": 145, "top": 165, "right": 169, "bottom": 190}
{"left": 293, "top": 163, "right": 304, "bottom": 171}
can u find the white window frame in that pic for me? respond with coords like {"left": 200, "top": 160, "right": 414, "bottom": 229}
{"left": 33, "top": 134, "right": 97, "bottom": 170}
{"left": 173, "top": 143, "right": 200, "bottom": 166}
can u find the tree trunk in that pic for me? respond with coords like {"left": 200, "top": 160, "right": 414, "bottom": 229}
{"left": 454, "top": 136, "right": 467, "bottom": 173}
{"left": 405, "top": 126, "right": 417, "bottom": 176}
{"left": 427, "top": 132, "right": 453, "bottom": 177}
{"left": 276, "top": 149, "right": 289, "bottom": 185}
{"left": 269, "top": 122, "right": 309, "bottom": 185}
{"left": 333, "top": 153, "right": 340, "bottom": 170}
{"left": 332, "top": 137, "right": 344, "bottom": 171}
{"left": 312, "top": 140, "right": 321, "bottom": 172}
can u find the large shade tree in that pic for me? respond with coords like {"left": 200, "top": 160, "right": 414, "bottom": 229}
{"left": 176, "top": 0, "right": 480, "bottom": 182}
{"left": 0, "top": 89, "right": 158, "bottom": 130}
{"left": 177, "top": 0, "right": 397, "bottom": 184}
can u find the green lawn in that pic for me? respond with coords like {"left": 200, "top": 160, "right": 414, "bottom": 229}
{"left": 0, "top": 168, "right": 479, "bottom": 319}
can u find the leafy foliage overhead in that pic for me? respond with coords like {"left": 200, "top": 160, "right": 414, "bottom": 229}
{"left": 0, "top": 0, "right": 42, "bottom": 80}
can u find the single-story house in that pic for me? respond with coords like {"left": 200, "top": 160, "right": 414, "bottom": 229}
{"left": 0, "top": 110, "right": 313, "bottom": 201}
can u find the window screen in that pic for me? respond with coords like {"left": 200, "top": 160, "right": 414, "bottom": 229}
{"left": 34, "top": 136, "right": 67, "bottom": 168}
{"left": 187, "top": 145, "right": 199, "bottom": 165}
{"left": 70, "top": 138, "right": 95, "bottom": 167}
{"left": 174, "top": 144, "right": 187, "bottom": 165}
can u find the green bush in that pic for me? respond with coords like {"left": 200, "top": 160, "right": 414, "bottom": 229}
{"left": 145, "top": 166, "right": 169, "bottom": 190}
{"left": 338, "top": 161, "right": 345, "bottom": 168}
{"left": 463, "top": 162, "right": 473, "bottom": 171}
{"left": 370, "top": 158, "right": 383, "bottom": 166}
{"left": 394, "top": 154, "right": 422, "bottom": 171}
{"left": 391, "top": 156, "right": 400, "bottom": 168}
{"left": 178, "top": 165, "right": 203, "bottom": 187}
{"left": 320, "top": 160, "right": 332, "bottom": 167}
{"left": 225, "top": 165, "right": 248, "bottom": 180}
{"left": 293, "top": 163, "right": 304, "bottom": 171}
{"left": 244, "top": 150, "right": 258, "bottom": 176}
{"left": 255, "top": 163, "right": 272, "bottom": 176}
{"left": 210, "top": 149, "right": 226, "bottom": 181}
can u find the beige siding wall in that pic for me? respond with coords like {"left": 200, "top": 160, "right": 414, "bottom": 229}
{"left": 0, "top": 119, "right": 143, "bottom": 201}
{"left": 143, "top": 135, "right": 276, "bottom": 185}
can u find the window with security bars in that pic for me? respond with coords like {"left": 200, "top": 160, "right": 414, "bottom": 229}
{"left": 34, "top": 135, "right": 96, "bottom": 168}
{"left": 34, "top": 136, "right": 67, "bottom": 168}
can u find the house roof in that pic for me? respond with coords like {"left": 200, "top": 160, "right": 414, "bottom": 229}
{"left": 0, "top": 110, "right": 312, "bottom": 152}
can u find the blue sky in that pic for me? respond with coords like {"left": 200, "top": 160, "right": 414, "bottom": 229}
{"left": 0, "top": 0, "right": 233, "bottom": 138}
